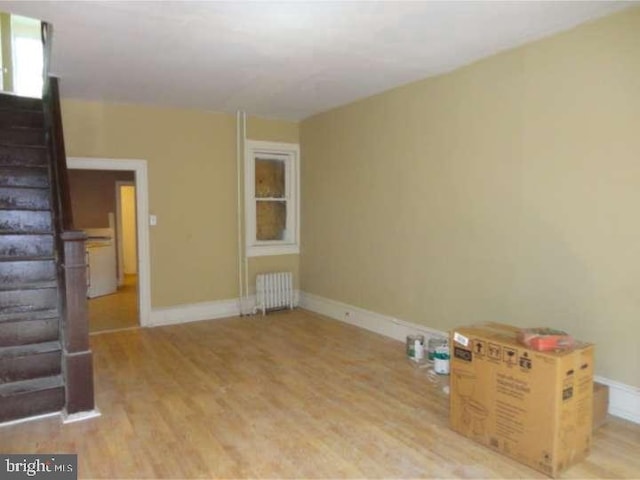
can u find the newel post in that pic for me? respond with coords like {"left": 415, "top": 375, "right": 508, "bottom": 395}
{"left": 60, "top": 231, "right": 95, "bottom": 415}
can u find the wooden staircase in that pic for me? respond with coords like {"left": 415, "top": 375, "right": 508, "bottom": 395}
{"left": 0, "top": 93, "right": 65, "bottom": 421}
{"left": 0, "top": 21, "right": 95, "bottom": 424}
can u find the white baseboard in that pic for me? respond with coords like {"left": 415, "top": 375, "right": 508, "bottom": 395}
{"left": 62, "top": 408, "right": 102, "bottom": 424}
{"left": 0, "top": 411, "right": 59, "bottom": 429}
{"left": 299, "top": 291, "right": 447, "bottom": 343}
{"left": 594, "top": 375, "right": 640, "bottom": 424}
{"left": 299, "top": 291, "right": 640, "bottom": 425}
{"left": 149, "top": 298, "right": 241, "bottom": 327}
{"left": 148, "top": 290, "right": 300, "bottom": 327}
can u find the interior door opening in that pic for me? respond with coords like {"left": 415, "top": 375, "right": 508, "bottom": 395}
{"left": 68, "top": 169, "right": 140, "bottom": 333}
{"left": 67, "top": 157, "right": 151, "bottom": 333}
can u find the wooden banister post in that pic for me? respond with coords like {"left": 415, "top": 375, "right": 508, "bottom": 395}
{"left": 60, "top": 231, "right": 95, "bottom": 415}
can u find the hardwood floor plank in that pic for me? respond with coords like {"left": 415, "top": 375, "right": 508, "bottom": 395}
{"left": 1, "top": 309, "right": 639, "bottom": 478}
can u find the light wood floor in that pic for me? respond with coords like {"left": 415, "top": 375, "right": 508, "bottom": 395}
{"left": 2, "top": 309, "right": 639, "bottom": 479}
{"left": 88, "top": 274, "right": 139, "bottom": 333}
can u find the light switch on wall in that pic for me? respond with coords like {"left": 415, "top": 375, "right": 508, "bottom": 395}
{"left": 149, "top": 215, "right": 157, "bottom": 226}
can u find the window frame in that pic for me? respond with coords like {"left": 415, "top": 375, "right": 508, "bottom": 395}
{"left": 245, "top": 140, "right": 300, "bottom": 257}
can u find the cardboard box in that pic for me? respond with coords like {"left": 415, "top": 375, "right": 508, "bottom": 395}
{"left": 450, "top": 323, "right": 593, "bottom": 477}
{"left": 592, "top": 382, "right": 609, "bottom": 431}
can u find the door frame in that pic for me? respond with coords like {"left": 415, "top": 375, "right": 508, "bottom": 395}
{"left": 67, "top": 157, "right": 152, "bottom": 327}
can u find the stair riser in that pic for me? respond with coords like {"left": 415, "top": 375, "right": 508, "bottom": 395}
{"left": 0, "top": 235, "right": 54, "bottom": 259}
{"left": 0, "top": 318, "right": 58, "bottom": 347}
{"left": 0, "top": 187, "right": 51, "bottom": 210}
{"left": 0, "top": 210, "right": 52, "bottom": 233}
{"left": 0, "top": 111, "right": 44, "bottom": 129}
{"left": 0, "top": 350, "right": 61, "bottom": 383}
{"left": 0, "top": 167, "right": 49, "bottom": 188}
{"left": 0, "top": 288, "right": 58, "bottom": 314}
{"left": 0, "top": 386, "right": 64, "bottom": 423}
{"left": 0, "top": 145, "right": 47, "bottom": 167}
{"left": 0, "top": 94, "right": 43, "bottom": 111}
{"left": 0, "top": 259, "right": 56, "bottom": 284}
{"left": 0, "top": 129, "right": 45, "bottom": 146}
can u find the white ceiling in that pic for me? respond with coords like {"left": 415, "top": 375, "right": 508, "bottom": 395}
{"left": 0, "top": 1, "right": 634, "bottom": 120}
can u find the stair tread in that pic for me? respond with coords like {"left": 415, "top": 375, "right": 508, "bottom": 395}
{"left": 0, "top": 374, "right": 62, "bottom": 397}
{"left": 0, "top": 280, "right": 57, "bottom": 292}
{"left": 0, "top": 105, "right": 43, "bottom": 113}
{"left": 0, "top": 206, "right": 52, "bottom": 212}
{"left": 0, "top": 340, "right": 61, "bottom": 359}
{"left": 0, "top": 256, "right": 55, "bottom": 263}
{"left": 0, "top": 125, "right": 44, "bottom": 131}
{"left": 0, "top": 230, "right": 54, "bottom": 235}
{"left": 0, "top": 93, "right": 42, "bottom": 106}
{"left": 0, "top": 143, "right": 46, "bottom": 150}
{"left": 0, "top": 184, "right": 49, "bottom": 190}
{"left": 0, "top": 206, "right": 52, "bottom": 211}
{"left": 0, "top": 308, "right": 58, "bottom": 323}
{"left": 0, "top": 110, "right": 43, "bottom": 118}
{"left": 0, "top": 164, "right": 47, "bottom": 169}
{"left": 0, "top": 231, "right": 54, "bottom": 236}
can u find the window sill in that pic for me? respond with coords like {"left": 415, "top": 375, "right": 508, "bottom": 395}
{"left": 247, "top": 244, "right": 300, "bottom": 257}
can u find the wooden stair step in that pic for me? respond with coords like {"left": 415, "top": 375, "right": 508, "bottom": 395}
{"left": 0, "top": 209, "right": 53, "bottom": 233}
{"left": 0, "top": 316, "right": 58, "bottom": 347}
{"left": 0, "top": 142, "right": 46, "bottom": 150}
{"left": 0, "top": 166, "right": 49, "bottom": 188}
{"left": 0, "top": 234, "right": 54, "bottom": 258}
{"left": 0, "top": 280, "right": 57, "bottom": 292}
{"left": 0, "top": 307, "right": 58, "bottom": 323}
{"left": 0, "top": 259, "right": 56, "bottom": 284}
{"left": 0, "top": 109, "right": 44, "bottom": 129}
{"left": 0, "top": 186, "right": 52, "bottom": 210}
{"left": 0, "top": 93, "right": 43, "bottom": 112}
{"left": 0, "top": 375, "right": 64, "bottom": 422}
{"left": 0, "top": 342, "right": 62, "bottom": 386}
{"left": 0, "top": 374, "right": 62, "bottom": 396}
{"left": 0, "top": 127, "right": 45, "bottom": 147}
{"left": 0, "top": 340, "right": 61, "bottom": 358}
{"left": 0, "top": 255, "right": 55, "bottom": 263}
{"left": 0, "top": 287, "right": 58, "bottom": 314}
{"left": 0, "top": 206, "right": 52, "bottom": 212}
{"left": 0, "top": 144, "right": 48, "bottom": 167}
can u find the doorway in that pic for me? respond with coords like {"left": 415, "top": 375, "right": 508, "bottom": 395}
{"left": 67, "top": 157, "right": 151, "bottom": 330}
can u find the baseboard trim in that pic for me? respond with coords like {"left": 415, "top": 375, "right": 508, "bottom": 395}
{"left": 148, "top": 290, "right": 300, "bottom": 327}
{"left": 299, "top": 291, "right": 447, "bottom": 343}
{"left": 300, "top": 291, "right": 640, "bottom": 425}
{"left": 149, "top": 298, "right": 241, "bottom": 327}
{"left": 0, "top": 411, "right": 60, "bottom": 429}
{"left": 594, "top": 375, "right": 640, "bottom": 424}
{"left": 62, "top": 408, "right": 102, "bottom": 424}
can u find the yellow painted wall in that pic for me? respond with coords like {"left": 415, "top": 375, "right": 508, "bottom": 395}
{"left": 300, "top": 8, "right": 640, "bottom": 386}
{"left": 61, "top": 100, "right": 299, "bottom": 307}
{"left": 120, "top": 185, "right": 137, "bottom": 275}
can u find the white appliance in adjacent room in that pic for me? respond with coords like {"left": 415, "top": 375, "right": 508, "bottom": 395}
{"left": 85, "top": 227, "right": 117, "bottom": 298}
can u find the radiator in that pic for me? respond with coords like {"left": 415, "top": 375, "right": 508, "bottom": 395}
{"left": 256, "top": 272, "right": 294, "bottom": 315}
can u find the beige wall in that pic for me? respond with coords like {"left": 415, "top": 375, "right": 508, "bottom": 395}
{"left": 300, "top": 8, "right": 640, "bottom": 386}
{"left": 68, "top": 169, "right": 134, "bottom": 228}
{"left": 61, "top": 100, "right": 299, "bottom": 307}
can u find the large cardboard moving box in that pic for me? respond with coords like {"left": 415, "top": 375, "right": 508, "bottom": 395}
{"left": 450, "top": 323, "right": 593, "bottom": 477}
{"left": 592, "top": 382, "right": 609, "bottom": 431}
